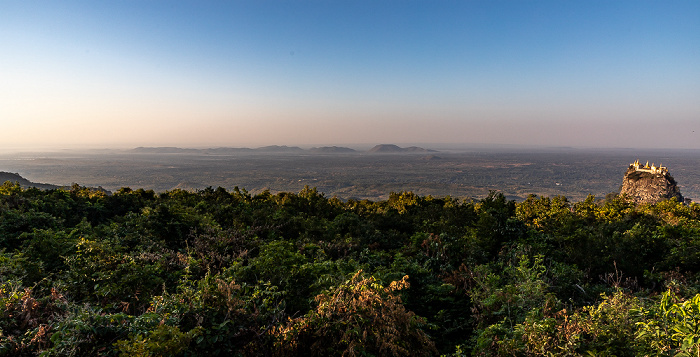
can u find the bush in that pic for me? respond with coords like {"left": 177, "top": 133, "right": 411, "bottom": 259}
{"left": 274, "top": 270, "right": 436, "bottom": 357}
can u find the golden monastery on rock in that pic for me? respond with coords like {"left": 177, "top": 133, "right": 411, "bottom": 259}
{"left": 630, "top": 159, "right": 668, "bottom": 175}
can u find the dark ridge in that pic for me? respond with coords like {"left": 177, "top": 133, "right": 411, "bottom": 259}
{"left": 309, "top": 146, "right": 357, "bottom": 154}
{"left": 404, "top": 146, "right": 438, "bottom": 153}
{"left": 367, "top": 144, "right": 437, "bottom": 153}
{"left": 255, "top": 145, "right": 305, "bottom": 153}
{"left": 203, "top": 147, "right": 255, "bottom": 154}
{"left": 0, "top": 172, "right": 60, "bottom": 190}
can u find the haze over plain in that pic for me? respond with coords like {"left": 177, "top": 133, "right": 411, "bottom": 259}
{"left": 2, "top": 1, "right": 699, "bottom": 151}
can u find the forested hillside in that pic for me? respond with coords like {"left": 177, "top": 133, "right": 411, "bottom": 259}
{"left": 2, "top": 181, "right": 700, "bottom": 356}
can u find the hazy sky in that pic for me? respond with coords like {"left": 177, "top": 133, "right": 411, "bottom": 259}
{"left": 2, "top": 1, "right": 699, "bottom": 150}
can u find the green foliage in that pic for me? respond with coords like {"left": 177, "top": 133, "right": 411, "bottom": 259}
{"left": 114, "top": 325, "right": 203, "bottom": 357}
{"left": 44, "top": 306, "right": 132, "bottom": 357}
{"left": 3, "top": 182, "right": 700, "bottom": 355}
{"left": 275, "top": 270, "right": 436, "bottom": 357}
{"left": 507, "top": 290, "right": 644, "bottom": 356}
{"left": 637, "top": 290, "right": 700, "bottom": 356}
{"left": 62, "top": 237, "right": 167, "bottom": 311}
{"left": 469, "top": 252, "right": 561, "bottom": 355}
{"left": 0, "top": 251, "right": 42, "bottom": 285}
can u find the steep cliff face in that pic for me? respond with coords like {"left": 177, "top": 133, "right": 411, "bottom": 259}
{"left": 620, "top": 166, "right": 684, "bottom": 204}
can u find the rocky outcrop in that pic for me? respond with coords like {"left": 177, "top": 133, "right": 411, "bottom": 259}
{"left": 620, "top": 165, "right": 684, "bottom": 204}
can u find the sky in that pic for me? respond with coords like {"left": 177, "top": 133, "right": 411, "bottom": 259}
{"left": 1, "top": 0, "right": 699, "bottom": 151}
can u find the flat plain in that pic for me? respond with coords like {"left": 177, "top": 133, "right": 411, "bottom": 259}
{"left": 1, "top": 147, "right": 699, "bottom": 202}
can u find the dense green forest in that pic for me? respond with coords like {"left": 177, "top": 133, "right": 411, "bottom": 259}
{"left": 2, "top": 181, "right": 700, "bottom": 356}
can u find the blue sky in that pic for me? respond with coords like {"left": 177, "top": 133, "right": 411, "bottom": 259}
{"left": 2, "top": 1, "right": 699, "bottom": 150}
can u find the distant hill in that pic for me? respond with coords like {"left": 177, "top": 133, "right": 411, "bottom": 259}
{"left": 0, "top": 172, "right": 59, "bottom": 190}
{"left": 367, "top": 144, "right": 437, "bottom": 153}
{"left": 255, "top": 145, "right": 305, "bottom": 153}
{"left": 309, "top": 146, "right": 357, "bottom": 154}
{"left": 202, "top": 147, "right": 255, "bottom": 154}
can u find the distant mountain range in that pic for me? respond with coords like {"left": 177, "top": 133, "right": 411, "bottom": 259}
{"left": 131, "top": 144, "right": 436, "bottom": 155}
{"left": 309, "top": 146, "right": 358, "bottom": 154}
{"left": 366, "top": 144, "right": 437, "bottom": 153}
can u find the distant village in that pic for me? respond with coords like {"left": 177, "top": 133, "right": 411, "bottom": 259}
{"left": 630, "top": 159, "right": 668, "bottom": 175}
